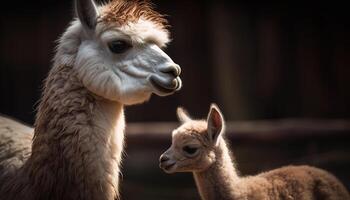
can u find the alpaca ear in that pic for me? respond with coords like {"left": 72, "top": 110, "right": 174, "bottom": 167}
{"left": 207, "top": 104, "right": 225, "bottom": 146}
{"left": 177, "top": 107, "right": 192, "bottom": 123}
{"left": 75, "top": 0, "right": 99, "bottom": 31}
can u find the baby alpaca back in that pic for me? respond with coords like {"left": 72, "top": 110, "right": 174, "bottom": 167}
{"left": 242, "top": 165, "right": 349, "bottom": 200}
{"left": 240, "top": 166, "right": 350, "bottom": 200}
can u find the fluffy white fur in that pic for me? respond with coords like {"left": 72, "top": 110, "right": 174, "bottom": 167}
{"left": 118, "top": 18, "right": 171, "bottom": 47}
{"left": 75, "top": 36, "right": 180, "bottom": 102}
{"left": 56, "top": 19, "right": 180, "bottom": 105}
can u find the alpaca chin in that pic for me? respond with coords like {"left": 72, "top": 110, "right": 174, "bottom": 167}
{"left": 118, "top": 92, "right": 152, "bottom": 105}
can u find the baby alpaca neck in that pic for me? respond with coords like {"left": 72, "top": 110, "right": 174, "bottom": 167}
{"left": 193, "top": 138, "right": 243, "bottom": 200}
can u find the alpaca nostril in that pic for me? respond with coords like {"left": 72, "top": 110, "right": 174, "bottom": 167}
{"left": 160, "top": 65, "right": 181, "bottom": 77}
{"left": 160, "top": 155, "right": 170, "bottom": 163}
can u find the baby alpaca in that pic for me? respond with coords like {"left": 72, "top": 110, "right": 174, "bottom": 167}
{"left": 160, "top": 104, "right": 350, "bottom": 200}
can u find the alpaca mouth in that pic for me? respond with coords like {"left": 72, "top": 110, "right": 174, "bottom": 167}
{"left": 149, "top": 75, "right": 182, "bottom": 96}
{"left": 159, "top": 162, "right": 176, "bottom": 173}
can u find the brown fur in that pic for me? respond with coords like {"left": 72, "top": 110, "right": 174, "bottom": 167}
{"left": 0, "top": 65, "right": 124, "bottom": 200}
{"left": 195, "top": 139, "right": 350, "bottom": 200}
{"left": 100, "top": 0, "right": 168, "bottom": 30}
{"left": 160, "top": 105, "right": 350, "bottom": 200}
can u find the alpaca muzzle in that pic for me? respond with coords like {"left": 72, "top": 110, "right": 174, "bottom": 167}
{"left": 159, "top": 153, "right": 177, "bottom": 173}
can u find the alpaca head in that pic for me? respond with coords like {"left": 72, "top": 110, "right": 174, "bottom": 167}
{"left": 159, "top": 104, "right": 225, "bottom": 173}
{"left": 64, "top": 0, "right": 181, "bottom": 105}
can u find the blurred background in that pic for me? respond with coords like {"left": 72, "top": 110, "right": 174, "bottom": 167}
{"left": 0, "top": 0, "right": 349, "bottom": 199}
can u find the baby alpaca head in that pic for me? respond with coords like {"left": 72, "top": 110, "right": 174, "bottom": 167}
{"left": 160, "top": 104, "right": 225, "bottom": 173}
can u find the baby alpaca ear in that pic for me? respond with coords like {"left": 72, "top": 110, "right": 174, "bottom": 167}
{"left": 207, "top": 104, "right": 225, "bottom": 146}
{"left": 177, "top": 107, "right": 192, "bottom": 123}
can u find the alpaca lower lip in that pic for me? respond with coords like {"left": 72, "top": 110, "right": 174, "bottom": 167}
{"left": 174, "top": 77, "right": 182, "bottom": 91}
{"left": 150, "top": 75, "right": 181, "bottom": 94}
{"left": 160, "top": 162, "right": 176, "bottom": 171}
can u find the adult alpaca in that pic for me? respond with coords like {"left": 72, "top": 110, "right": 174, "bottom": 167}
{"left": 0, "top": 0, "right": 181, "bottom": 199}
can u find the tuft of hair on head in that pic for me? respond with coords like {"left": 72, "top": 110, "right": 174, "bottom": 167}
{"left": 206, "top": 103, "right": 225, "bottom": 146}
{"left": 100, "top": 0, "right": 169, "bottom": 29}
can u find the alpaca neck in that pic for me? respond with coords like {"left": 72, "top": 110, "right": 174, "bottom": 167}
{"left": 22, "top": 64, "right": 124, "bottom": 200}
{"left": 193, "top": 138, "right": 242, "bottom": 200}
{"left": 0, "top": 21, "right": 124, "bottom": 200}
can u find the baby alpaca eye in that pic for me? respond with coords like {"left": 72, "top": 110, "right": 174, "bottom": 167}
{"left": 108, "top": 40, "right": 132, "bottom": 54}
{"left": 183, "top": 146, "right": 198, "bottom": 155}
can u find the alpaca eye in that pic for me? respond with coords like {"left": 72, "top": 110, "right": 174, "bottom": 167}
{"left": 108, "top": 40, "right": 132, "bottom": 54}
{"left": 183, "top": 146, "right": 198, "bottom": 155}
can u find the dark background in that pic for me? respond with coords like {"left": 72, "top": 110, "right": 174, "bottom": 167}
{"left": 0, "top": 0, "right": 349, "bottom": 199}
{"left": 1, "top": 0, "right": 349, "bottom": 123}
